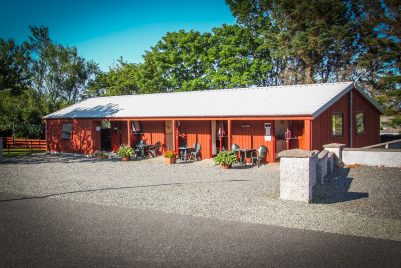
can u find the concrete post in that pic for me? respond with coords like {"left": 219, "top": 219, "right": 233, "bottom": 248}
{"left": 278, "top": 149, "right": 318, "bottom": 203}
{"left": 323, "top": 143, "right": 346, "bottom": 168}
{"left": 0, "top": 137, "right": 3, "bottom": 162}
{"left": 317, "top": 150, "right": 328, "bottom": 184}
{"left": 327, "top": 152, "right": 334, "bottom": 177}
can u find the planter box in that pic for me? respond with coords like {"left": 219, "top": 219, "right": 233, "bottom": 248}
{"left": 165, "top": 157, "right": 176, "bottom": 164}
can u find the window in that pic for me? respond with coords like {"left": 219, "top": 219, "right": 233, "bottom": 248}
{"left": 61, "top": 123, "right": 72, "bottom": 140}
{"left": 356, "top": 112, "right": 365, "bottom": 134}
{"left": 332, "top": 113, "right": 343, "bottom": 136}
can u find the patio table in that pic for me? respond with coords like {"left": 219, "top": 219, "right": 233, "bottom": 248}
{"left": 239, "top": 148, "right": 256, "bottom": 166}
{"left": 135, "top": 144, "right": 150, "bottom": 158}
{"left": 178, "top": 147, "right": 193, "bottom": 162}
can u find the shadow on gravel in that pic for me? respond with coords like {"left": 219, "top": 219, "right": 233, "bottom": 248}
{"left": 312, "top": 168, "right": 369, "bottom": 204}
{"left": 0, "top": 153, "right": 146, "bottom": 165}
{"left": 0, "top": 154, "right": 101, "bottom": 165}
{"left": 0, "top": 179, "right": 251, "bottom": 203}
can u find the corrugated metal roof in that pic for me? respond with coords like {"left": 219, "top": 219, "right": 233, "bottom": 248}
{"left": 44, "top": 81, "right": 381, "bottom": 119}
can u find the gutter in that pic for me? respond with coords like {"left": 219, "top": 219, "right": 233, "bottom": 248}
{"left": 349, "top": 90, "right": 353, "bottom": 148}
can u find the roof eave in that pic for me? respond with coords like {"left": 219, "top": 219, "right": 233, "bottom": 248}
{"left": 311, "top": 82, "right": 354, "bottom": 118}
{"left": 353, "top": 84, "right": 385, "bottom": 114}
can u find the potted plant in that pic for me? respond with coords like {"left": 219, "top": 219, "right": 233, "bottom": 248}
{"left": 93, "top": 150, "right": 109, "bottom": 159}
{"left": 117, "top": 144, "right": 134, "bottom": 161}
{"left": 164, "top": 150, "right": 177, "bottom": 164}
{"left": 213, "top": 151, "right": 238, "bottom": 169}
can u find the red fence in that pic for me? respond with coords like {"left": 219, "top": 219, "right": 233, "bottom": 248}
{"left": 5, "top": 137, "right": 46, "bottom": 152}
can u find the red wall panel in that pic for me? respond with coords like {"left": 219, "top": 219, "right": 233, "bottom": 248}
{"left": 46, "top": 119, "right": 95, "bottom": 155}
{"left": 179, "top": 121, "right": 212, "bottom": 159}
{"left": 231, "top": 120, "right": 275, "bottom": 163}
{"left": 312, "top": 89, "right": 381, "bottom": 150}
{"left": 352, "top": 90, "right": 381, "bottom": 147}
{"left": 141, "top": 121, "right": 166, "bottom": 151}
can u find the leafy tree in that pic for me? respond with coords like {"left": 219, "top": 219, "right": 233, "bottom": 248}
{"left": 208, "top": 24, "right": 272, "bottom": 88}
{"left": 350, "top": 0, "right": 400, "bottom": 125}
{"left": 0, "top": 26, "right": 99, "bottom": 138}
{"left": 0, "top": 38, "right": 31, "bottom": 95}
{"left": 137, "top": 30, "right": 213, "bottom": 92}
{"left": 0, "top": 88, "right": 61, "bottom": 138}
{"left": 87, "top": 58, "right": 140, "bottom": 97}
{"left": 226, "top": 0, "right": 356, "bottom": 84}
{"left": 28, "top": 26, "right": 99, "bottom": 103}
{"left": 134, "top": 26, "right": 273, "bottom": 93}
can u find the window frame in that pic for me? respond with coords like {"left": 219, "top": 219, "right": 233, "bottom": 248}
{"left": 355, "top": 112, "right": 365, "bottom": 135}
{"left": 332, "top": 113, "right": 344, "bottom": 137}
{"left": 61, "top": 123, "right": 72, "bottom": 140}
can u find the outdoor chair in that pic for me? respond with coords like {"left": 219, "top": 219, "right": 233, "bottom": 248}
{"left": 135, "top": 140, "right": 147, "bottom": 158}
{"left": 189, "top": 143, "right": 201, "bottom": 161}
{"left": 178, "top": 140, "right": 189, "bottom": 161}
{"left": 231, "top": 143, "right": 240, "bottom": 153}
{"left": 251, "top": 145, "right": 268, "bottom": 168}
{"left": 231, "top": 143, "right": 240, "bottom": 163}
{"left": 148, "top": 142, "right": 161, "bottom": 158}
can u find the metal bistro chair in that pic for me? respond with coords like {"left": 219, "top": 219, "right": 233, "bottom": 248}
{"left": 189, "top": 143, "right": 201, "bottom": 161}
{"left": 178, "top": 140, "right": 188, "bottom": 161}
{"left": 231, "top": 143, "right": 240, "bottom": 163}
{"left": 231, "top": 143, "right": 240, "bottom": 153}
{"left": 148, "top": 141, "right": 161, "bottom": 158}
{"left": 251, "top": 145, "right": 268, "bottom": 168}
{"left": 135, "top": 140, "right": 147, "bottom": 158}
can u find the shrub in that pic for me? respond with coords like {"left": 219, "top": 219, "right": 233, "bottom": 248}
{"left": 93, "top": 150, "right": 109, "bottom": 158}
{"left": 117, "top": 145, "right": 134, "bottom": 158}
{"left": 164, "top": 150, "right": 177, "bottom": 158}
{"left": 213, "top": 151, "right": 238, "bottom": 166}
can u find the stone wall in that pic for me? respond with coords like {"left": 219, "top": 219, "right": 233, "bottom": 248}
{"left": 342, "top": 148, "right": 401, "bottom": 168}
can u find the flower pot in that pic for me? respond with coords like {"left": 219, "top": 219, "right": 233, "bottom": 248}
{"left": 122, "top": 156, "right": 130, "bottom": 161}
{"left": 221, "top": 164, "right": 231, "bottom": 169}
{"left": 165, "top": 156, "right": 176, "bottom": 164}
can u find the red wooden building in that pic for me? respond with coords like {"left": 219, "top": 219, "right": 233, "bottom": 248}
{"left": 44, "top": 81, "right": 383, "bottom": 162}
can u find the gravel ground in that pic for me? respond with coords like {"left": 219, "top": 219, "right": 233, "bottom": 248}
{"left": 1, "top": 153, "right": 401, "bottom": 241}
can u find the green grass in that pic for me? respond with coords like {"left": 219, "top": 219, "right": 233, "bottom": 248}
{"left": 2, "top": 148, "right": 45, "bottom": 157}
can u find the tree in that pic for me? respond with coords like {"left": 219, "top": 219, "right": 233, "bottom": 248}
{"left": 87, "top": 58, "right": 140, "bottom": 97}
{"left": 226, "top": 0, "right": 356, "bottom": 84}
{"left": 208, "top": 24, "right": 272, "bottom": 88}
{"left": 0, "top": 38, "right": 31, "bottom": 95}
{"left": 0, "top": 26, "right": 99, "bottom": 138}
{"left": 28, "top": 26, "right": 99, "bottom": 103}
{"left": 137, "top": 30, "right": 213, "bottom": 92}
{"left": 135, "top": 25, "right": 273, "bottom": 93}
{"left": 351, "top": 0, "right": 400, "bottom": 123}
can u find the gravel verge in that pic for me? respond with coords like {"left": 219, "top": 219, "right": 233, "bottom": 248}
{"left": 1, "top": 153, "right": 401, "bottom": 241}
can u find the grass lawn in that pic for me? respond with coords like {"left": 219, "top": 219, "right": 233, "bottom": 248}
{"left": 3, "top": 148, "right": 45, "bottom": 157}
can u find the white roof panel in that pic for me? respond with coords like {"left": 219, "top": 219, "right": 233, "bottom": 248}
{"left": 44, "top": 81, "right": 368, "bottom": 119}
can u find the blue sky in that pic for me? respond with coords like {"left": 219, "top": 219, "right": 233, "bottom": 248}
{"left": 0, "top": 0, "right": 236, "bottom": 70}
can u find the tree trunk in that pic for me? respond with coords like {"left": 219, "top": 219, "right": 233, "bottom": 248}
{"left": 304, "top": 64, "right": 315, "bottom": 84}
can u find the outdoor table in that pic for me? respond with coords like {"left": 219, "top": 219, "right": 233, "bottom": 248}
{"left": 239, "top": 148, "right": 256, "bottom": 166}
{"left": 178, "top": 147, "right": 193, "bottom": 162}
{"left": 136, "top": 144, "right": 150, "bottom": 158}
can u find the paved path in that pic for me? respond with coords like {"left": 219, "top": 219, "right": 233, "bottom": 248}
{"left": 1, "top": 192, "right": 401, "bottom": 267}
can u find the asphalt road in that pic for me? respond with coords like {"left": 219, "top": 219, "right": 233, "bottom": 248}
{"left": 1, "top": 192, "right": 401, "bottom": 267}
